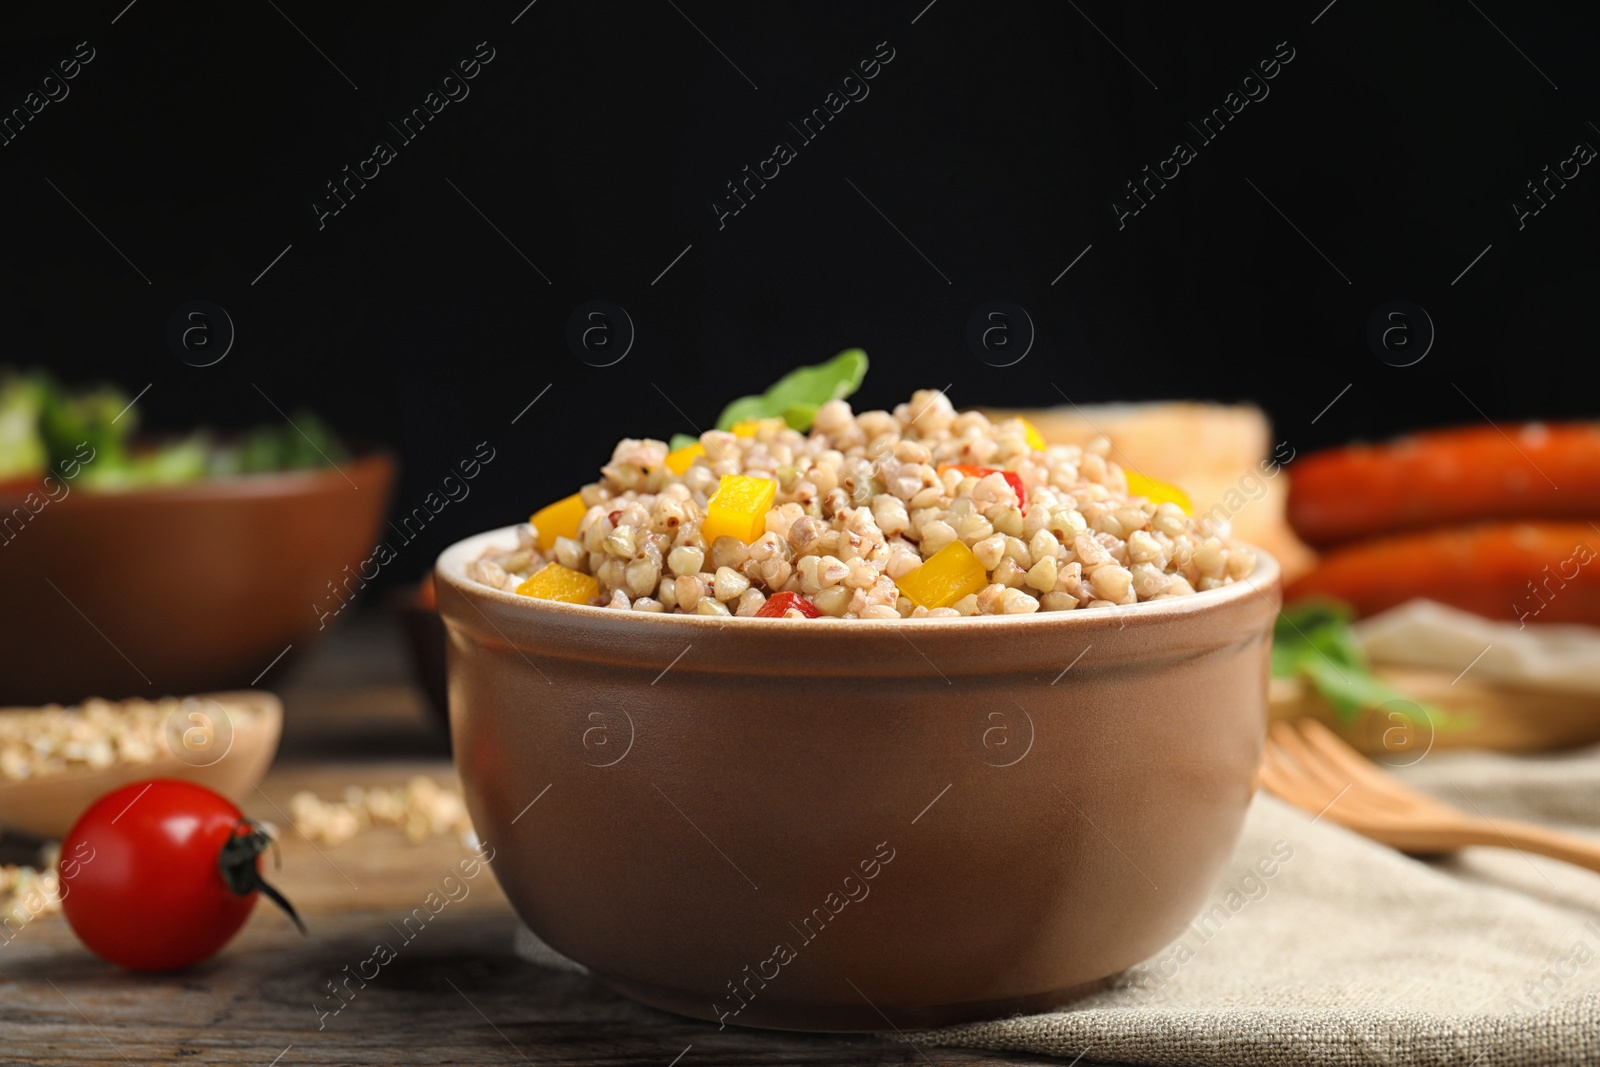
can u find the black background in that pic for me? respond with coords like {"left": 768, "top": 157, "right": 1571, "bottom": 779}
{"left": 3, "top": 0, "right": 1596, "bottom": 590}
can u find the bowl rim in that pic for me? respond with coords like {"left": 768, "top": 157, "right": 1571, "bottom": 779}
{"left": 0, "top": 448, "right": 395, "bottom": 506}
{"left": 437, "top": 524, "right": 1281, "bottom": 633}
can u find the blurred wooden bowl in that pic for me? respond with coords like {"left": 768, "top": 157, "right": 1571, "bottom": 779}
{"left": 0, "top": 452, "right": 394, "bottom": 705}
{"left": 392, "top": 574, "right": 450, "bottom": 727}
{"left": 0, "top": 690, "right": 282, "bottom": 839}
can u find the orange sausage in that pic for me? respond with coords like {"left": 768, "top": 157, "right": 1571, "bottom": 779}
{"left": 1284, "top": 521, "right": 1600, "bottom": 623}
{"left": 1286, "top": 423, "right": 1600, "bottom": 548}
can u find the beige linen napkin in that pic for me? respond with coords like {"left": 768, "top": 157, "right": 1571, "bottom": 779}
{"left": 1357, "top": 599, "right": 1600, "bottom": 694}
{"left": 919, "top": 747, "right": 1600, "bottom": 1066}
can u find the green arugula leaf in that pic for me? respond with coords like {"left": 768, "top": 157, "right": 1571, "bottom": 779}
{"left": 781, "top": 402, "right": 820, "bottom": 430}
{"left": 716, "top": 393, "right": 775, "bottom": 429}
{"left": 1298, "top": 656, "right": 1411, "bottom": 722}
{"left": 1272, "top": 598, "right": 1443, "bottom": 725}
{"left": 668, "top": 433, "right": 698, "bottom": 452}
{"left": 712, "top": 349, "right": 868, "bottom": 432}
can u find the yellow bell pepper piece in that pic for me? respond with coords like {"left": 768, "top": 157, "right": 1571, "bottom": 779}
{"left": 731, "top": 417, "right": 786, "bottom": 438}
{"left": 1125, "top": 471, "right": 1192, "bottom": 514}
{"left": 664, "top": 442, "right": 704, "bottom": 474}
{"left": 1017, "top": 417, "right": 1048, "bottom": 452}
{"left": 514, "top": 563, "right": 599, "bottom": 604}
{"left": 702, "top": 474, "right": 776, "bottom": 544}
{"left": 898, "top": 540, "right": 988, "bottom": 610}
{"left": 530, "top": 493, "right": 588, "bottom": 551}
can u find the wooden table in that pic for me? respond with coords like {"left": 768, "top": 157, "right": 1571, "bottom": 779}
{"left": 0, "top": 617, "right": 1072, "bottom": 1066}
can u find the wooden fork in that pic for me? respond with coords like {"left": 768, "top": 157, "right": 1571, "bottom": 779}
{"left": 1259, "top": 718, "right": 1600, "bottom": 874}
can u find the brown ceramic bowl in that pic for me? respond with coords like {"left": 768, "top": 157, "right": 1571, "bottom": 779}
{"left": 0, "top": 453, "right": 394, "bottom": 705}
{"left": 438, "top": 526, "right": 1279, "bottom": 1032}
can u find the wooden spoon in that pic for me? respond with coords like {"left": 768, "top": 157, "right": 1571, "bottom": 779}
{"left": 0, "top": 690, "right": 281, "bottom": 839}
{"left": 1259, "top": 718, "right": 1600, "bottom": 873}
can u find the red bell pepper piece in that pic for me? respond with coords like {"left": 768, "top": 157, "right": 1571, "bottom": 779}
{"left": 939, "top": 464, "right": 1026, "bottom": 509}
{"left": 756, "top": 591, "right": 824, "bottom": 618}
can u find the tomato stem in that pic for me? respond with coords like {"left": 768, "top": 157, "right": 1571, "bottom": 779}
{"left": 218, "top": 820, "right": 307, "bottom": 935}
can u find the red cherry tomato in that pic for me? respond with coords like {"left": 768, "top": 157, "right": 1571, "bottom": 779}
{"left": 59, "top": 779, "right": 303, "bottom": 971}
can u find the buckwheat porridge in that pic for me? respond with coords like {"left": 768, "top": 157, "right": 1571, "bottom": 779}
{"left": 466, "top": 385, "right": 1255, "bottom": 619}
